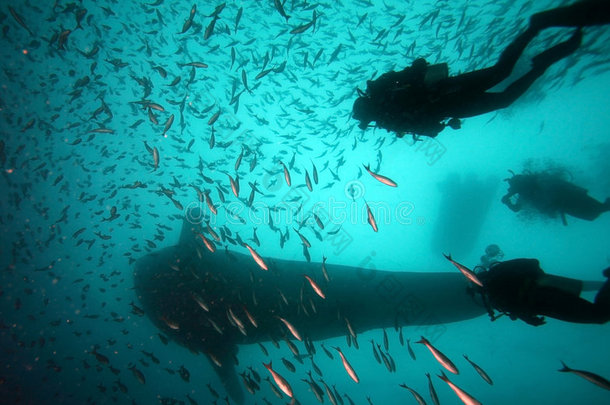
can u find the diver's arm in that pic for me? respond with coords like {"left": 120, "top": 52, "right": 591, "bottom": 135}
{"left": 417, "top": 121, "right": 445, "bottom": 138}
{"left": 501, "top": 193, "right": 521, "bottom": 212}
{"left": 582, "top": 280, "right": 604, "bottom": 291}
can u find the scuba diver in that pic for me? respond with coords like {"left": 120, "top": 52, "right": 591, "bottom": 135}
{"left": 501, "top": 170, "right": 610, "bottom": 225}
{"left": 352, "top": 0, "right": 610, "bottom": 138}
{"left": 478, "top": 244, "right": 505, "bottom": 271}
{"left": 474, "top": 258, "right": 610, "bottom": 326}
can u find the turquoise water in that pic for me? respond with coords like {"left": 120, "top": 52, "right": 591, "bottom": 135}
{"left": 1, "top": 0, "right": 610, "bottom": 404}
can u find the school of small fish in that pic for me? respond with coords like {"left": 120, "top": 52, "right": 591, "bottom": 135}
{"left": 1, "top": 0, "right": 610, "bottom": 404}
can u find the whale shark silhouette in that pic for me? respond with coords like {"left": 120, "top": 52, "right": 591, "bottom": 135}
{"left": 134, "top": 219, "right": 486, "bottom": 403}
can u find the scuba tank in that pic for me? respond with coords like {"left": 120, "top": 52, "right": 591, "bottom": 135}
{"left": 424, "top": 63, "right": 448, "bottom": 86}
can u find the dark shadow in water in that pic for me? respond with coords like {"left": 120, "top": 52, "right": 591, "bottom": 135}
{"left": 431, "top": 172, "right": 498, "bottom": 258}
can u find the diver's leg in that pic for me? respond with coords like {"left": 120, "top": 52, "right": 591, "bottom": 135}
{"left": 438, "top": 29, "right": 581, "bottom": 118}
{"left": 558, "top": 191, "right": 609, "bottom": 221}
{"left": 538, "top": 274, "right": 583, "bottom": 295}
{"left": 583, "top": 280, "right": 604, "bottom": 291}
{"left": 594, "top": 268, "right": 610, "bottom": 311}
{"left": 476, "top": 28, "right": 582, "bottom": 113}
{"left": 534, "top": 287, "right": 608, "bottom": 324}
{"left": 532, "top": 27, "right": 582, "bottom": 68}
{"left": 443, "top": 62, "right": 554, "bottom": 117}
{"left": 445, "top": 27, "right": 539, "bottom": 92}
{"left": 530, "top": 0, "right": 610, "bottom": 30}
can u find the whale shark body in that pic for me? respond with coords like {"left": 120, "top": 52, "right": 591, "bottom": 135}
{"left": 134, "top": 220, "right": 486, "bottom": 403}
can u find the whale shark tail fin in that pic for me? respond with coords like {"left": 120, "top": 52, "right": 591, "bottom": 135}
{"left": 603, "top": 197, "right": 610, "bottom": 211}
{"left": 208, "top": 349, "right": 244, "bottom": 404}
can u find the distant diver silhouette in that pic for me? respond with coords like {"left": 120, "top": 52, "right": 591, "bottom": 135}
{"left": 501, "top": 170, "right": 610, "bottom": 225}
{"left": 478, "top": 244, "right": 505, "bottom": 271}
{"left": 353, "top": 0, "right": 610, "bottom": 138}
{"left": 475, "top": 258, "right": 610, "bottom": 326}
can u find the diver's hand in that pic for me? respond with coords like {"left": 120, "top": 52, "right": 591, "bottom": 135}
{"left": 448, "top": 118, "right": 461, "bottom": 129}
{"left": 501, "top": 194, "right": 520, "bottom": 212}
{"left": 524, "top": 315, "right": 546, "bottom": 326}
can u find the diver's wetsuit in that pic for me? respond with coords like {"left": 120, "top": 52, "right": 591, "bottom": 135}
{"left": 479, "top": 258, "right": 610, "bottom": 326}
{"left": 353, "top": 0, "right": 610, "bottom": 137}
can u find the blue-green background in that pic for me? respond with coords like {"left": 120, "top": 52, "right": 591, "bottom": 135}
{"left": 1, "top": 0, "right": 609, "bottom": 404}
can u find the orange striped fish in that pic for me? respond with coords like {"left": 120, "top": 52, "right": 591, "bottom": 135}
{"left": 303, "top": 275, "right": 325, "bottom": 299}
{"left": 417, "top": 336, "right": 458, "bottom": 374}
{"left": 244, "top": 243, "right": 268, "bottom": 271}
{"left": 334, "top": 347, "right": 359, "bottom": 383}
{"left": 363, "top": 164, "right": 397, "bottom": 187}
